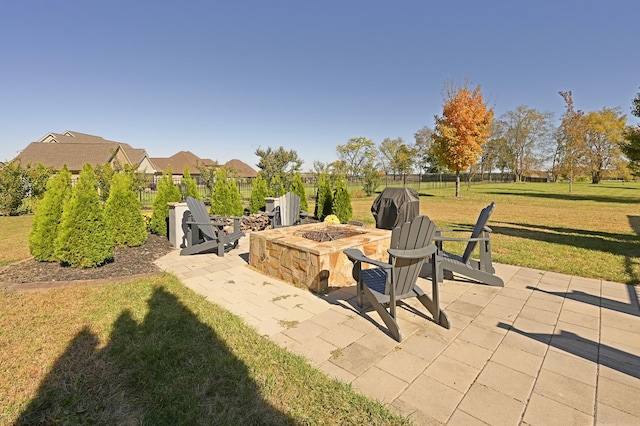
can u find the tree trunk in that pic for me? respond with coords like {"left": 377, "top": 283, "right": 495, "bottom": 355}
{"left": 455, "top": 171, "right": 461, "bottom": 197}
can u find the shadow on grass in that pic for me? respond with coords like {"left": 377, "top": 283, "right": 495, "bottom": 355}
{"left": 497, "top": 322, "right": 640, "bottom": 380}
{"left": 16, "top": 287, "right": 295, "bottom": 425}
{"left": 482, "top": 189, "right": 639, "bottom": 204}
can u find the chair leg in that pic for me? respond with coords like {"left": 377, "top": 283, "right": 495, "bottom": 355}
{"left": 416, "top": 254, "right": 450, "bottom": 329}
{"left": 362, "top": 286, "right": 402, "bottom": 342}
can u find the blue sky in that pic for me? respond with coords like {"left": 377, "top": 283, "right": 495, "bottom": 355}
{"left": 2, "top": 0, "right": 639, "bottom": 170}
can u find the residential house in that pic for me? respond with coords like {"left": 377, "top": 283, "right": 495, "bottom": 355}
{"left": 14, "top": 131, "right": 157, "bottom": 178}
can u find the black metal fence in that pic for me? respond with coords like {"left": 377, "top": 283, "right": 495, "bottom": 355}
{"left": 138, "top": 172, "right": 523, "bottom": 208}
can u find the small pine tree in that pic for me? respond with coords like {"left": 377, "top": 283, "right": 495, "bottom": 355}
{"left": 29, "top": 166, "right": 72, "bottom": 261}
{"left": 248, "top": 173, "right": 268, "bottom": 213}
{"left": 54, "top": 164, "right": 114, "bottom": 268}
{"left": 314, "top": 173, "right": 333, "bottom": 221}
{"left": 105, "top": 173, "right": 148, "bottom": 247}
{"left": 210, "top": 168, "right": 243, "bottom": 216}
{"left": 182, "top": 166, "right": 200, "bottom": 200}
{"left": 332, "top": 175, "right": 353, "bottom": 224}
{"left": 291, "top": 173, "right": 308, "bottom": 212}
{"left": 150, "top": 168, "right": 181, "bottom": 236}
{"left": 227, "top": 175, "right": 244, "bottom": 216}
{"left": 269, "top": 174, "right": 283, "bottom": 197}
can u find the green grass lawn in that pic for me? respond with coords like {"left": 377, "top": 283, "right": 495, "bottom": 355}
{"left": 345, "top": 180, "right": 640, "bottom": 284}
{"left": 1, "top": 180, "right": 639, "bottom": 423}
{"left": 0, "top": 275, "right": 409, "bottom": 425}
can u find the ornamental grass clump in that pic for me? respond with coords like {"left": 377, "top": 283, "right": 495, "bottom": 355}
{"left": 54, "top": 164, "right": 113, "bottom": 268}
{"left": 29, "top": 165, "right": 72, "bottom": 262}
{"left": 105, "top": 173, "right": 147, "bottom": 247}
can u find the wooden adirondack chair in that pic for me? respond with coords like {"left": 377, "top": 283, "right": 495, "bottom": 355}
{"left": 180, "top": 196, "right": 245, "bottom": 257}
{"left": 344, "top": 215, "right": 450, "bottom": 342}
{"left": 269, "top": 192, "right": 307, "bottom": 228}
{"left": 434, "top": 202, "right": 504, "bottom": 287}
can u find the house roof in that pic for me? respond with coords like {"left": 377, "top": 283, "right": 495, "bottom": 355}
{"left": 225, "top": 159, "right": 258, "bottom": 178}
{"left": 19, "top": 130, "right": 152, "bottom": 171}
{"left": 16, "top": 142, "right": 123, "bottom": 172}
{"left": 150, "top": 151, "right": 217, "bottom": 175}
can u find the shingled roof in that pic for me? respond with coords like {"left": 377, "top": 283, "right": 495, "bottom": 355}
{"left": 16, "top": 142, "right": 127, "bottom": 172}
{"left": 225, "top": 159, "right": 258, "bottom": 178}
{"left": 149, "top": 151, "right": 217, "bottom": 175}
{"left": 15, "top": 130, "right": 152, "bottom": 173}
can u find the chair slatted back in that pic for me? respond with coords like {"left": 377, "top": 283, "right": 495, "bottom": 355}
{"left": 278, "top": 192, "right": 300, "bottom": 226}
{"left": 461, "top": 202, "right": 495, "bottom": 263}
{"left": 389, "top": 216, "right": 438, "bottom": 296}
{"left": 186, "top": 197, "right": 217, "bottom": 240}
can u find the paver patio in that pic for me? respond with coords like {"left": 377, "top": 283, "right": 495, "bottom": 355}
{"left": 155, "top": 236, "right": 640, "bottom": 425}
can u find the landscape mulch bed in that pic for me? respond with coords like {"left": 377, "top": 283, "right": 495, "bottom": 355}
{"left": 0, "top": 234, "right": 174, "bottom": 291}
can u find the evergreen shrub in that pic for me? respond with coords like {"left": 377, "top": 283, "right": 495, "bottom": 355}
{"left": 291, "top": 172, "right": 308, "bottom": 212}
{"left": 248, "top": 173, "right": 268, "bottom": 213}
{"left": 54, "top": 164, "right": 114, "bottom": 268}
{"left": 314, "top": 173, "right": 333, "bottom": 221}
{"left": 150, "top": 168, "right": 181, "bottom": 236}
{"left": 210, "top": 168, "right": 243, "bottom": 216}
{"left": 332, "top": 176, "right": 353, "bottom": 224}
{"left": 29, "top": 166, "right": 72, "bottom": 261}
{"left": 105, "top": 173, "right": 148, "bottom": 247}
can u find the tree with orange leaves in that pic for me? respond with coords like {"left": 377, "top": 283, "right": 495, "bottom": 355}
{"left": 432, "top": 82, "right": 494, "bottom": 197}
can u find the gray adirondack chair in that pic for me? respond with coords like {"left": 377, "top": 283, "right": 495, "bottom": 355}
{"left": 180, "top": 196, "right": 245, "bottom": 256}
{"left": 434, "top": 202, "right": 504, "bottom": 287}
{"left": 344, "top": 215, "right": 450, "bottom": 342}
{"left": 270, "top": 192, "right": 307, "bottom": 228}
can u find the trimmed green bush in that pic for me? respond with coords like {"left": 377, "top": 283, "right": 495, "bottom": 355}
{"left": 291, "top": 172, "right": 308, "bottom": 212}
{"left": 0, "top": 161, "right": 25, "bottom": 216}
{"left": 210, "top": 168, "right": 243, "bottom": 216}
{"left": 105, "top": 173, "right": 147, "bottom": 247}
{"left": 269, "top": 174, "right": 283, "bottom": 197}
{"left": 248, "top": 173, "right": 268, "bottom": 213}
{"left": 314, "top": 173, "right": 333, "bottom": 221}
{"left": 181, "top": 166, "right": 200, "bottom": 200}
{"left": 150, "top": 168, "right": 181, "bottom": 236}
{"left": 29, "top": 166, "right": 72, "bottom": 261}
{"left": 54, "top": 164, "right": 114, "bottom": 268}
{"left": 332, "top": 176, "right": 353, "bottom": 224}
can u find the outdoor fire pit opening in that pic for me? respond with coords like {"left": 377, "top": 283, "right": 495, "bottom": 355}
{"left": 297, "top": 225, "right": 366, "bottom": 243}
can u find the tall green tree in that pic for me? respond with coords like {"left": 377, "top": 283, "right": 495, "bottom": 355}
{"left": 583, "top": 107, "right": 626, "bottom": 183}
{"left": 413, "top": 126, "right": 440, "bottom": 175}
{"left": 493, "top": 106, "right": 554, "bottom": 182}
{"left": 557, "top": 91, "right": 587, "bottom": 192}
{"left": 0, "top": 161, "right": 26, "bottom": 215}
{"left": 29, "top": 166, "right": 72, "bottom": 261}
{"left": 336, "top": 137, "right": 377, "bottom": 177}
{"left": 432, "top": 82, "right": 494, "bottom": 196}
{"left": 622, "top": 89, "right": 640, "bottom": 176}
{"left": 254, "top": 146, "right": 303, "bottom": 191}
{"left": 150, "top": 167, "right": 181, "bottom": 236}
{"left": 379, "top": 137, "right": 404, "bottom": 179}
{"left": 54, "top": 164, "right": 113, "bottom": 268}
{"left": 105, "top": 173, "right": 147, "bottom": 247}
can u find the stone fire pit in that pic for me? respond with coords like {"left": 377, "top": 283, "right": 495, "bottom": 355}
{"left": 249, "top": 223, "right": 391, "bottom": 293}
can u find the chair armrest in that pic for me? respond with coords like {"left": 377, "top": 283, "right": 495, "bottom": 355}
{"left": 343, "top": 248, "right": 392, "bottom": 270}
{"left": 387, "top": 245, "right": 437, "bottom": 260}
{"left": 433, "top": 236, "right": 489, "bottom": 243}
